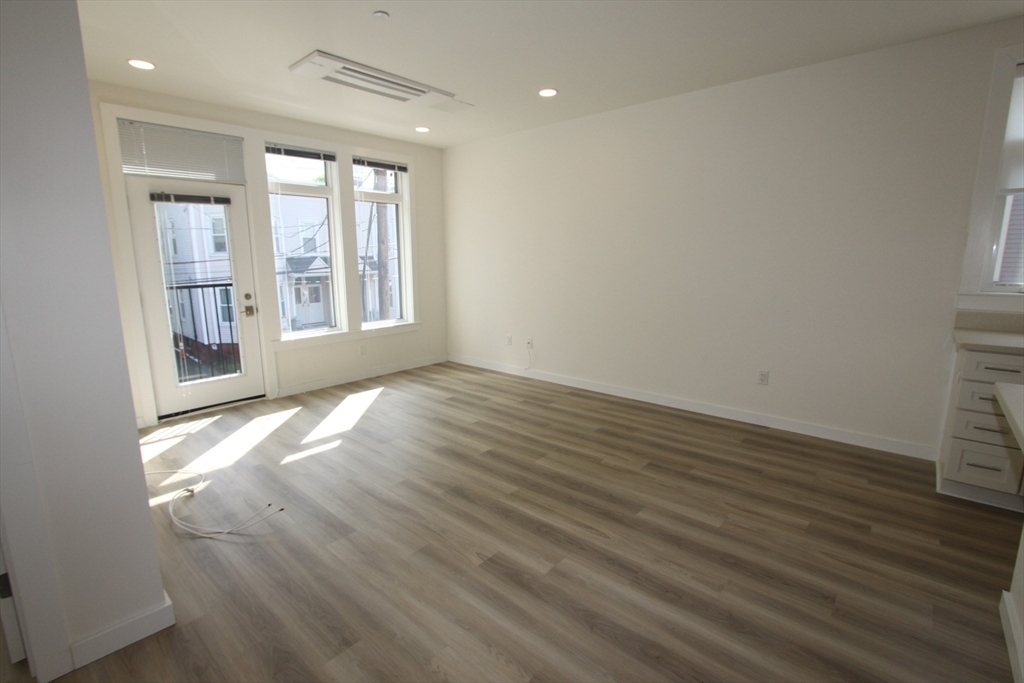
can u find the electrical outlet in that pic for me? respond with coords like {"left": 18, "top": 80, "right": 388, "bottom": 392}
{"left": 526, "top": 337, "right": 533, "bottom": 348}
{"left": 758, "top": 370, "right": 769, "bottom": 385}
{"left": 506, "top": 334, "right": 513, "bottom": 346}
{"left": 359, "top": 343, "right": 367, "bottom": 356}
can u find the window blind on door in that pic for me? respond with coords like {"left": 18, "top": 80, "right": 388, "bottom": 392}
{"left": 118, "top": 119, "right": 246, "bottom": 184}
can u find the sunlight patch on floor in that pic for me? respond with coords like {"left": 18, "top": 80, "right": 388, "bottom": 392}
{"left": 281, "top": 439, "right": 343, "bottom": 465}
{"left": 162, "top": 407, "right": 301, "bottom": 485}
{"left": 140, "top": 415, "right": 221, "bottom": 444}
{"left": 141, "top": 436, "right": 185, "bottom": 463}
{"left": 140, "top": 415, "right": 221, "bottom": 463}
{"left": 302, "top": 388, "right": 382, "bottom": 444}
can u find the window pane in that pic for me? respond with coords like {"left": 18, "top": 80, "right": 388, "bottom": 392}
{"left": 356, "top": 200, "right": 402, "bottom": 323}
{"left": 353, "top": 165, "right": 397, "bottom": 193}
{"left": 996, "top": 69, "right": 1023, "bottom": 191}
{"left": 153, "top": 202, "right": 241, "bottom": 383}
{"left": 269, "top": 193, "right": 336, "bottom": 334}
{"left": 211, "top": 217, "right": 227, "bottom": 252}
{"left": 266, "top": 153, "right": 327, "bottom": 186}
{"left": 218, "top": 288, "right": 235, "bottom": 323}
{"left": 994, "top": 192, "right": 1024, "bottom": 286}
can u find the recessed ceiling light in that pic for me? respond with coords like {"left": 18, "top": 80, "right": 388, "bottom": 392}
{"left": 539, "top": 88, "right": 558, "bottom": 97}
{"left": 415, "top": 127, "right": 430, "bottom": 133}
{"left": 128, "top": 59, "right": 155, "bottom": 70}
{"left": 373, "top": 10, "right": 390, "bottom": 20}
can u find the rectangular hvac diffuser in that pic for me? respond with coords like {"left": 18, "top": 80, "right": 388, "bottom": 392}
{"left": 290, "top": 50, "right": 471, "bottom": 112}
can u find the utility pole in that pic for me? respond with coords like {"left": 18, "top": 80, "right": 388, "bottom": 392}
{"left": 373, "top": 168, "right": 391, "bottom": 320}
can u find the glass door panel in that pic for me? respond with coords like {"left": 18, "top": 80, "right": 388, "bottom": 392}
{"left": 153, "top": 202, "right": 242, "bottom": 383}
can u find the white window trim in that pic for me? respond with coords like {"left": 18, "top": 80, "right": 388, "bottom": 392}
{"left": 958, "top": 43, "right": 1024, "bottom": 311}
{"left": 354, "top": 173, "right": 412, "bottom": 329}
{"left": 268, "top": 167, "right": 343, "bottom": 340}
{"left": 267, "top": 320, "right": 422, "bottom": 351}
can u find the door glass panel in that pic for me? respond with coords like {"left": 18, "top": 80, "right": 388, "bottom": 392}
{"left": 154, "top": 202, "right": 242, "bottom": 384}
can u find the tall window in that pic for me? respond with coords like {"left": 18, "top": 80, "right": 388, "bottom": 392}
{"left": 990, "top": 64, "right": 1024, "bottom": 290}
{"left": 211, "top": 217, "right": 227, "bottom": 253}
{"left": 961, "top": 47, "right": 1024, "bottom": 303}
{"left": 354, "top": 159, "right": 407, "bottom": 324}
{"left": 217, "top": 287, "right": 235, "bottom": 323}
{"left": 266, "top": 145, "right": 337, "bottom": 334}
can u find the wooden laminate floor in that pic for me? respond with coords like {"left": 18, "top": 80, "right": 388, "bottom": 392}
{"left": 5, "top": 362, "right": 1022, "bottom": 682}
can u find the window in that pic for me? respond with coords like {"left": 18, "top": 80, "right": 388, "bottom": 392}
{"left": 960, "top": 46, "right": 1024, "bottom": 305}
{"left": 273, "top": 222, "right": 284, "bottom": 255}
{"left": 267, "top": 144, "right": 338, "bottom": 335}
{"left": 990, "top": 65, "right": 1023, "bottom": 289}
{"left": 168, "top": 228, "right": 178, "bottom": 256}
{"left": 217, "top": 287, "right": 234, "bottom": 323}
{"left": 993, "top": 192, "right": 1023, "bottom": 287}
{"left": 354, "top": 159, "right": 408, "bottom": 324}
{"left": 211, "top": 217, "right": 227, "bottom": 253}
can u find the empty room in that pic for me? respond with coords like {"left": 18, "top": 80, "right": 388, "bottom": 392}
{"left": 2, "top": 1, "right": 1024, "bottom": 682}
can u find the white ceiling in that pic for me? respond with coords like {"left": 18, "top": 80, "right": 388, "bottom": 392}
{"left": 77, "top": 0, "right": 1023, "bottom": 149}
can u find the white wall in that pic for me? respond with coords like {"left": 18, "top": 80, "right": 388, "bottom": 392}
{"left": 88, "top": 83, "right": 448, "bottom": 423}
{"left": 444, "top": 17, "right": 1024, "bottom": 459}
{"left": 1006, "top": 528, "right": 1024, "bottom": 682}
{"left": 0, "top": 1, "right": 170, "bottom": 679}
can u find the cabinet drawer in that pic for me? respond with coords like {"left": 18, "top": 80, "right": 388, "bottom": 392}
{"left": 961, "top": 351, "right": 1024, "bottom": 384}
{"left": 951, "top": 411, "right": 1018, "bottom": 448}
{"left": 956, "top": 380, "right": 1004, "bottom": 415}
{"left": 944, "top": 438, "right": 1023, "bottom": 493}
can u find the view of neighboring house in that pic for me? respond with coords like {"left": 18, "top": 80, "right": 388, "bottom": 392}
{"left": 267, "top": 158, "right": 405, "bottom": 335}
{"left": 157, "top": 201, "right": 239, "bottom": 381}
{"left": 269, "top": 192, "right": 336, "bottom": 333}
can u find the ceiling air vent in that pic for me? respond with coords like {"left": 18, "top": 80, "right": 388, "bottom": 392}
{"left": 290, "top": 50, "right": 472, "bottom": 113}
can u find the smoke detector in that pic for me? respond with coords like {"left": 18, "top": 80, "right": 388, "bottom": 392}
{"left": 290, "top": 50, "right": 473, "bottom": 113}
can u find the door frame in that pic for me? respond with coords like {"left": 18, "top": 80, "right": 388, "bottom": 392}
{"left": 99, "top": 103, "right": 282, "bottom": 427}
{"left": 125, "top": 177, "right": 266, "bottom": 418}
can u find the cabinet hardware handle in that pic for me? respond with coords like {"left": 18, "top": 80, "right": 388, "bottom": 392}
{"left": 965, "top": 462, "right": 1002, "bottom": 472}
{"left": 973, "top": 425, "right": 1008, "bottom": 434}
{"left": 981, "top": 366, "right": 1022, "bottom": 374}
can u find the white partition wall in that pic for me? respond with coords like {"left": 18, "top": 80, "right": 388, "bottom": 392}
{"left": 0, "top": 2, "right": 173, "bottom": 680}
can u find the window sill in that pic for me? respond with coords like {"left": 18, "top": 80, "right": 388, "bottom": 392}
{"left": 269, "top": 321, "right": 421, "bottom": 351}
{"left": 957, "top": 292, "right": 1024, "bottom": 313}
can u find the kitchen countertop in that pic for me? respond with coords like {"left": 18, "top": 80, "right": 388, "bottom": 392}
{"left": 996, "top": 382, "right": 1024, "bottom": 451}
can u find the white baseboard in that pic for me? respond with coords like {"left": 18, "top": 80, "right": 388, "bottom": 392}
{"left": 70, "top": 591, "right": 175, "bottom": 669}
{"left": 1001, "top": 590, "right": 1024, "bottom": 683}
{"left": 278, "top": 354, "right": 450, "bottom": 397}
{"left": 447, "top": 354, "right": 937, "bottom": 461}
{"left": 936, "top": 472, "right": 1024, "bottom": 512}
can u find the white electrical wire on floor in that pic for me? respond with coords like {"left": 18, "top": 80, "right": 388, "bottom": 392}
{"left": 525, "top": 342, "right": 533, "bottom": 370}
{"left": 146, "top": 470, "right": 284, "bottom": 539}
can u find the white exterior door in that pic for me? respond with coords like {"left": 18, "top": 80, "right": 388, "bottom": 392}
{"left": 126, "top": 177, "right": 265, "bottom": 417}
